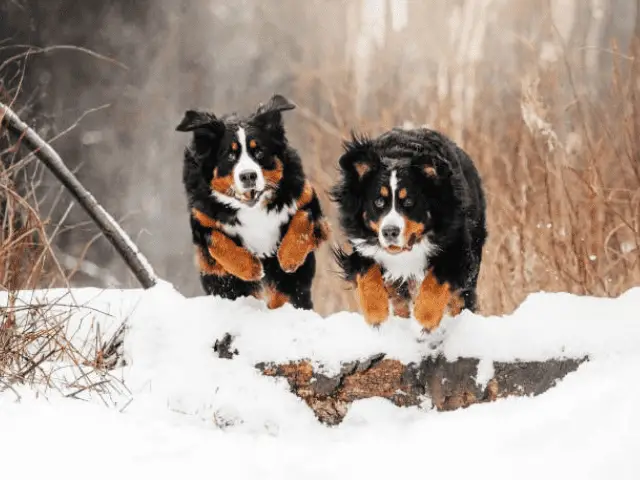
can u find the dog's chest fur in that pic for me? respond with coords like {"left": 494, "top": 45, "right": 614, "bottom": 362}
{"left": 353, "top": 237, "right": 436, "bottom": 283}
{"left": 217, "top": 194, "right": 297, "bottom": 257}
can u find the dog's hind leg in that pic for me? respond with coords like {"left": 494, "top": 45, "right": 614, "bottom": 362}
{"left": 262, "top": 254, "right": 315, "bottom": 311}
{"left": 199, "top": 274, "right": 260, "bottom": 300}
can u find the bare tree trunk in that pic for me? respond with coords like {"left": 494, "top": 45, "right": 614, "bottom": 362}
{"left": 0, "top": 102, "right": 158, "bottom": 289}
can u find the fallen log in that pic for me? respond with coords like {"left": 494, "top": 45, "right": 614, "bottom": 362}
{"left": 251, "top": 345, "right": 585, "bottom": 425}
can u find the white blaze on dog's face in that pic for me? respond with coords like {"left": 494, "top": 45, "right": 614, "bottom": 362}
{"left": 359, "top": 165, "right": 429, "bottom": 256}
{"left": 378, "top": 170, "right": 406, "bottom": 250}
{"left": 177, "top": 95, "right": 294, "bottom": 208}
{"left": 353, "top": 165, "right": 435, "bottom": 281}
{"left": 233, "top": 127, "right": 266, "bottom": 198}
{"left": 208, "top": 124, "right": 285, "bottom": 208}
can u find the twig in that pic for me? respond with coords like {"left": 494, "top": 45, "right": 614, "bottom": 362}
{"left": 0, "top": 101, "right": 158, "bottom": 288}
{"left": 65, "top": 379, "right": 111, "bottom": 399}
{"left": 0, "top": 45, "right": 129, "bottom": 74}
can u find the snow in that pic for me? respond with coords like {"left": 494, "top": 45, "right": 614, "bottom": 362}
{"left": 2, "top": 282, "right": 640, "bottom": 479}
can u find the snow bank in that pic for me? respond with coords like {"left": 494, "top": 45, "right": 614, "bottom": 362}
{"left": 2, "top": 283, "right": 640, "bottom": 478}
{"left": 4, "top": 282, "right": 640, "bottom": 431}
{"left": 2, "top": 352, "right": 640, "bottom": 480}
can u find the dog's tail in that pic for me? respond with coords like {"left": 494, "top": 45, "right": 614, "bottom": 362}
{"left": 331, "top": 244, "right": 352, "bottom": 282}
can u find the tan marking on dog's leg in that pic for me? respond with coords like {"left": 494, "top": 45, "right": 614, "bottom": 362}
{"left": 192, "top": 208, "right": 221, "bottom": 229}
{"left": 413, "top": 270, "right": 451, "bottom": 332}
{"left": 296, "top": 181, "right": 315, "bottom": 209}
{"left": 208, "top": 230, "right": 263, "bottom": 282}
{"left": 195, "top": 247, "right": 227, "bottom": 276}
{"left": 264, "top": 284, "right": 289, "bottom": 309}
{"left": 277, "top": 210, "right": 316, "bottom": 273}
{"left": 356, "top": 265, "right": 389, "bottom": 326}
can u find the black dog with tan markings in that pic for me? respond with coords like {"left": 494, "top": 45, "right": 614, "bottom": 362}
{"left": 331, "top": 128, "right": 487, "bottom": 331}
{"left": 177, "top": 95, "right": 329, "bottom": 310}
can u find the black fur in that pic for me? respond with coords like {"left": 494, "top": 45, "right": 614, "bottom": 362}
{"left": 177, "top": 94, "right": 325, "bottom": 310}
{"left": 331, "top": 127, "right": 487, "bottom": 313}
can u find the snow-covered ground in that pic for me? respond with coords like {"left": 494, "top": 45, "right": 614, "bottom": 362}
{"left": 1, "top": 282, "right": 640, "bottom": 479}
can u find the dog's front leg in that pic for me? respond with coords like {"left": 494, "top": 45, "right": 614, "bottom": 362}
{"left": 356, "top": 264, "right": 389, "bottom": 326}
{"left": 277, "top": 210, "right": 318, "bottom": 273}
{"left": 207, "top": 230, "right": 264, "bottom": 282}
{"left": 277, "top": 183, "right": 330, "bottom": 273}
{"left": 413, "top": 270, "right": 452, "bottom": 332}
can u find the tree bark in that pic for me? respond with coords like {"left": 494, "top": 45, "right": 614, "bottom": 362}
{"left": 0, "top": 101, "right": 158, "bottom": 289}
{"left": 252, "top": 348, "right": 586, "bottom": 425}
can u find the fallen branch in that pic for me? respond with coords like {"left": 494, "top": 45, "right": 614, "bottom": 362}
{"left": 0, "top": 101, "right": 157, "bottom": 288}
{"left": 200, "top": 333, "right": 590, "bottom": 426}
{"left": 257, "top": 355, "right": 585, "bottom": 425}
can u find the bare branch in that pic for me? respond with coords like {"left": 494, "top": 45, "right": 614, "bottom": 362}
{"left": 0, "top": 101, "right": 158, "bottom": 289}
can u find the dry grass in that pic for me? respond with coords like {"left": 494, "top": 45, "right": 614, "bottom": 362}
{"left": 0, "top": 297, "right": 128, "bottom": 403}
{"left": 295, "top": 44, "right": 640, "bottom": 317}
{"left": 1, "top": 99, "right": 126, "bottom": 402}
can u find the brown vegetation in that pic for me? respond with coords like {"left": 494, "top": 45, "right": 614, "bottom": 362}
{"left": 0, "top": 104, "right": 124, "bottom": 399}
{"left": 2, "top": 2, "right": 640, "bottom": 320}
{"left": 296, "top": 43, "right": 640, "bottom": 317}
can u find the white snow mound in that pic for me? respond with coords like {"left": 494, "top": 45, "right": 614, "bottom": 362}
{"left": 2, "top": 283, "right": 640, "bottom": 479}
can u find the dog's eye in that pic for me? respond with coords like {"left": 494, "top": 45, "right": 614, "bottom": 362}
{"left": 231, "top": 142, "right": 239, "bottom": 152}
{"left": 374, "top": 197, "right": 385, "bottom": 209}
{"left": 249, "top": 139, "right": 258, "bottom": 149}
{"left": 403, "top": 198, "right": 414, "bottom": 208}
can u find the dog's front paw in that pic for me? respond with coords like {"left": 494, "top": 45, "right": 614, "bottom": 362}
{"left": 277, "top": 210, "right": 317, "bottom": 273}
{"left": 413, "top": 271, "right": 450, "bottom": 332}
{"left": 277, "top": 235, "right": 311, "bottom": 273}
{"left": 356, "top": 265, "right": 390, "bottom": 326}
{"left": 239, "top": 256, "right": 264, "bottom": 282}
{"left": 413, "top": 301, "right": 444, "bottom": 333}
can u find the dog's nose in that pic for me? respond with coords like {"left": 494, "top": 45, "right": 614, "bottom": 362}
{"left": 239, "top": 170, "right": 258, "bottom": 189}
{"left": 381, "top": 225, "right": 401, "bottom": 243}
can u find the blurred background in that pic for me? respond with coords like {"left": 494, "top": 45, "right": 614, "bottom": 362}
{"left": 1, "top": 0, "right": 639, "bottom": 316}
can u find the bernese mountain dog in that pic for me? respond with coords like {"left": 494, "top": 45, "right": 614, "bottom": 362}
{"left": 176, "top": 94, "right": 329, "bottom": 310}
{"left": 331, "top": 127, "right": 487, "bottom": 331}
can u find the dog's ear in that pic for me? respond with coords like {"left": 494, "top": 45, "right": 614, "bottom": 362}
{"left": 176, "top": 110, "right": 225, "bottom": 156}
{"left": 338, "top": 133, "right": 380, "bottom": 181}
{"left": 252, "top": 94, "right": 296, "bottom": 131}
{"left": 255, "top": 94, "right": 296, "bottom": 117}
{"left": 176, "top": 110, "right": 223, "bottom": 133}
